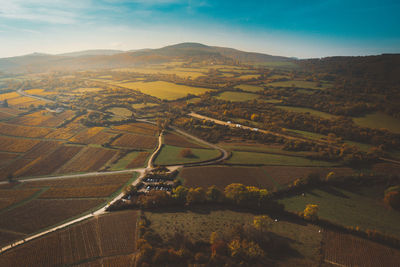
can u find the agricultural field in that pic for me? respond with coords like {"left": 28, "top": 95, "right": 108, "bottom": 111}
{"left": 117, "top": 81, "right": 213, "bottom": 100}
{"left": 13, "top": 145, "right": 83, "bottom": 178}
{"left": 112, "top": 122, "right": 158, "bottom": 136}
{"left": 163, "top": 132, "right": 206, "bottom": 148}
{"left": 238, "top": 74, "right": 260, "bottom": 79}
{"left": 278, "top": 185, "right": 400, "bottom": 239}
{"left": 9, "top": 110, "right": 75, "bottom": 127}
{"left": 56, "top": 147, "right": 118, "bottom": 173}
{"left": 266, "top": 80, "right": 331, "bottom": 90}
{"left": 69, "top": 127, "right": 115, "bottom": 145}
{"left": 154, "top": 145, "right": 221, "bottom": 165}
{"left": 234, "top": 84, "right": 264, "bottom": 92}
{"left": 145, "top": 207, "right": 323, "bottom": 266}
{"left": 126, "top": 151, "right": 150, "bottom": 168}
{"left": 0, "top": 188, "right": 40, "bottom": 210}
{"left": 0, "top": 123, "right": 53, "bottom": 138}
{"left": 111, "top": 151, "right": 150, "bottom": 170}
{"left": 24, "top": 89, "right": 56, "bottom": 96}
{"left": 113, "top": 66, "right": 206, "bottom": 79}
{"left": 0, "top": 198, "right": 105, "bottom": 234}
{"left": 322, "top": 230, "right": 400, "bottom": 267}
{"left": 111, "top": 133, "right": 157, "bottom": 149}
{"left": 276, "top": 105, "right": 337, "bottom": 119}
{"left": 215, "top": 91, "right": 259, "bottom": 102}
{"left": 0, "top": 152, "right": 18, "bottom": 167}
{"left": 353, "top": 112, "right": 400, "bottom": 133}
{"left": 0, "top": 136, "right": 40, "bottom": 153}
{"left": 0, "top": 210, "right": 139, "bottom": 266}
{"left": 226, "top": 151, "right": 337, "bottom": 166}
{"left": 44, "top": 123, "right": 85, "bottom": 140}
{"left": 180, "top": 165, "right": 277, "bottom": 191}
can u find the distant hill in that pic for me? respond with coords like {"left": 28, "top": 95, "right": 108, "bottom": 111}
{"left": 0, "top": 42, "right": 297, "bottom": 73}
{"left": 58, "top": 49, "right": 124, "bottom": 57}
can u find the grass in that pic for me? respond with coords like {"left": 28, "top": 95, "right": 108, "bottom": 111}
{"left": 267, "top": 80, "right": 331, "bottom": 90}
{"left": 154, "top": 144, "right": 221, "bottom": 165}
{"left": 117, "top": 81, "right": 213, "bottom": 100}
{"left": 276, "top": 106, "right": 337, "bottom": 119}
{"left": 285, "top": 129, "right": 329, "bottom": 141}
{"left": 226, "top": 151, "right": 337, "bottom": 166}
{"left": 132, "top": 103, "right": 158, "bottom": 109}
{"left": 215, "top": 91, "right": 259, "bottom": 102}
{"left": 145, "top": 207, "right": 322, "bottom": 265}
{"left": 353, "top": 112, "right": 400, "bottom": 134}
{"left": 234, "top": 84, "right": 264, "bottom": 92}
{"left": 254, "top": 61, "right": 299, "bottom": 69}
{"left": 278, "top": 184, "right": 400, "bottom": 239}
{"left": 106, "top": 107, "right": 133, "bottom": 118}
{"left": 238, "top": 74, "right": 260, "bottom": 80}
{"left": 110, "top": 151, "right": 140, "bottom": 170}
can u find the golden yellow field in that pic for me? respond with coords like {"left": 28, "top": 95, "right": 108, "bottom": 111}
{"left": 0, "top": 123, "right": 53, "bottom": 138}
{"left": 117, "top": 81, "right": 213, "bottom": 100}
{"left": 0, "top": 92, "right": 20, "bottom": 101}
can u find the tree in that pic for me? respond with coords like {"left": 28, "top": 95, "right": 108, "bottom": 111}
{"left": 179, "top": 148, "right": 195, "bottom": 158}
{"left": 210, "top": 231, "right": 219, "bottom": 245}
{"left": 303, "top": 204, "right": 318, "bottom": 221}
{"left": 224, "top": 183, "right": 247, "bottom": 205}
{"left": 253, "top": 215, "right": 272, "bottom": 232}
{"left": 206, "top": 185, "right": 224, "bottom": 202}
{"left": 172, "top": 185, "right": 188, "bottom": 202}
{"left": 186, "top": 187, "right": 206, "bottom": 205}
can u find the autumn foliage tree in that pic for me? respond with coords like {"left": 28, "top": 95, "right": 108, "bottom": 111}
{"left": 303, "top": 204, "right": 319, "bottom": 221}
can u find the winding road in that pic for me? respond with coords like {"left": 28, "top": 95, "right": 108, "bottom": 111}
{"left": 0, "top": 99, "right": 229, "bottom": 254}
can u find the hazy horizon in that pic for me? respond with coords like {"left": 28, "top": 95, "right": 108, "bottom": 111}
{"left": 1, "top": 0, "right": 399, "bottom": 59}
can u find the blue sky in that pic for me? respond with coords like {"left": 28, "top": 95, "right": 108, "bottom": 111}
{"left": 0, "top": 0, "right": 399, "bottom": 58}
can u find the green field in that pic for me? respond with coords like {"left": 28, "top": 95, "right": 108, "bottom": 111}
{"left": 277, "top": 105, "right": 337, "bottom": 119}
{"left": 154, "top": 145, "right": 221, "bottom": 165}
{"left": 226, "top": 151, "right": 337, "bottom": 166}
{"left": 117, "top": 81, "right": 213, "bottom": 100}
{"left": 278, "top": 185, "right": 400, "bottom": 238}
{"left": 238, "top": 74, "right": 260, "bottom": 80}
{"left": 131, "top": 103, "right": 158, "bottom": 109}
{"left": 215, "top": 91, "right": 259, "bottom": 102}
{"left": 145, "top": 208, "right": 322, "bottom": 265}
{"left": 353, "top": 112, "right": 400, "bottom": 134}
{"left": 110, "top": 151, "right": 140, "bottom": 170}
{"left": 267, "top": 80, "right": 331, "bottom": 90}
{"left": 234, "top": 84, "right": 264, "bottom": 92}
{"left": 112, "top": 67, "right": 205, "bottom": 79}
{"left": 106, "top": 107, "right": 133, "bottom": 118}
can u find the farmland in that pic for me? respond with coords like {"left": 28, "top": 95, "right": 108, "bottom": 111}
{"left": 0, "top": 123, "right": 53, "bottom": 138}
{"left": 0, "top": 136, "right": 40, "bottom": 153}
{"left": 180, "top": 166, "right": 277, "bottom": 191}
{"left": 145, "top": 207, "right": 323, "bottom": 266}
{"left": 163, "top": 132, "right": 206, "bottom": 148}
{"left": 117, "top": 81, "right": 213, "bottom": 100}
{"left": 276, "top": 105, "right": 337, "bottom": 119}
{"left": 112, "top": 122, "right": 158, "bottom": 136}
{"left": 0, "top": 210, "right": 139, "bottom": 266}
{"left": 353, "top": 112, "right": 400, "bottom": 133}
{"left": 57, "top": 147, "right": 118, "bottom": 173}
{"left": 266, "top": 80, "right": 331, "bottom": 90}
{"left": 226, "top": 151, "right": 337, "bottom": 166}
{"left": 322, "top": 230, "right": 400, "bottom": 267}
{"left": 234, "top": 84, "right": 264, "bottom": 92}
{"left": 154, "top": 145, "right": 221, "bottom": 165}
{"left": 215, "top": 91, "right": 259, "bottom": 102}
{"left": 111, "top": 133, "right": 157, "bottom": 149}
{"left": 0, "top": 198, "right": 105, "bottom": 234}
{"left": 278, "top": 185, "right": 400, "bottom": 238}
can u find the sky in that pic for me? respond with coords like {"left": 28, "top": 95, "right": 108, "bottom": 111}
{"left": 0, "top": 0, "right": 399, "bottom": 58}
